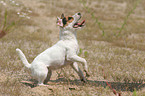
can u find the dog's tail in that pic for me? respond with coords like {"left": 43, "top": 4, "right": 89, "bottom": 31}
{"left": 16, "top": 48, "right": 31, "bottom": 68}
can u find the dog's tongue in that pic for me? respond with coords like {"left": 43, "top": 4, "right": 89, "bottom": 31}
{"left": 74, "top": 20, "right": 85, "bottom": 28}
{"left": 77, "top": 20, "right": 85, "bottom": 25}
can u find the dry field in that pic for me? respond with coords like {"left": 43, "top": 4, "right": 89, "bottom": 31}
{"left": 0, "top": 0, "right": 145, "bottom": 95}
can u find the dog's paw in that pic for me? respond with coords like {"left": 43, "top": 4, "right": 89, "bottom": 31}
{"left": 84, "top": 70, "right": 90, "bottom": 77}
{"left": 81, "top": 79, "right": 86, "bottom": 83}
{"left": 86, "top": 73, "right": 90, "bottom": 77}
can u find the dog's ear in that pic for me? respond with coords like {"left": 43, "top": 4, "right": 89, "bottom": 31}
{"left": 56, "top": 17, "right": 63, "bottom": 27}
{"left": 61, "top": 13, "right": 64, "bottom": 19}
{"left": 57, "top": 17, "right": 60, "bottom": 21}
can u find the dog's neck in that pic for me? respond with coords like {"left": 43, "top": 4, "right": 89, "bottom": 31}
{"left": 59, "top": 28, "right": 77, "bottom": 41}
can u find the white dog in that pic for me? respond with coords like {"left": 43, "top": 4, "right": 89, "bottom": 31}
{"left": 16, "top": 13, "right": 90, "bottom": 85}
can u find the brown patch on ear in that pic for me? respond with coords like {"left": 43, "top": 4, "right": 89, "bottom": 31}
{"left": 62, "top": 17, "right": 67, "bottom": 27}
{"left": 61, "top": 13, "right": 64, "bottom": 19}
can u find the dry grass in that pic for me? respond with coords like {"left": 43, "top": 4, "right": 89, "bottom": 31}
{"left": 0, "top": 0, "right": 145, "bottom": 95}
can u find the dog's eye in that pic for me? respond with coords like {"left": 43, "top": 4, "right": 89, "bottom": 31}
{"left": 68, "top": 17, "right": 73, "bottom": 20}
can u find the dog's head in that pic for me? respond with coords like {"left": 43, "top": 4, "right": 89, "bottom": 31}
{"left": 57, "top": 13, "right": 85, "bottom": 30}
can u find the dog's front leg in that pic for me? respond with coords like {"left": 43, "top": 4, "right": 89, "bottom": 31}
{"left": 71, "top": 62, "right": 86, "bottom": 82}
{"left": 67, "top": 55, "right": 90, "bottom": 77}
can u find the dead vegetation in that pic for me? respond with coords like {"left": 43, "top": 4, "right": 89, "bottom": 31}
{"left": 0, "top": 0, "right": 145, "bottom": 95}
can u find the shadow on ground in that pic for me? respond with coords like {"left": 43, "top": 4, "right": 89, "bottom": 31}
{"left": 21, "top": 78, "right": 145, "bottom": 92}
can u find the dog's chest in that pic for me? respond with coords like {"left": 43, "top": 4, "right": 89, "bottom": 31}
{"left": 64, "top": 39, "right": 79, "bottom": 50}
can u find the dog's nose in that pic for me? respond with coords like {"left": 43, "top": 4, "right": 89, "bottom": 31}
{"left": 78, "top": 13, "right": 81, "bottom": 15}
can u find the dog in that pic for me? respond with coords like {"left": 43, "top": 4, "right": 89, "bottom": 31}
{"left": 16, "top": 12, "right": 90, "bottom": 85}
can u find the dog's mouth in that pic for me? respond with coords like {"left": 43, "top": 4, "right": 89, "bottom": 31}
{"left": 73, "top": 20, "right": 85, "bottom": 28}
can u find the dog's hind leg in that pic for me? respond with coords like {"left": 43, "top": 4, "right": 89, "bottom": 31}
{"left": 70, "top": 62, "right": 86, "bottom": 82}
{"left": 37, "top": 71, "right": 48, "bottom": 85}
{"left": 38, "top": 77, "right": 45, "bottom": 85}
{"left": 32, "top": 63, "right": 48, "bottom": 85}
{"left": 44, "top": 68, "right": 52, "bottom": 84}
{"left": 67, "top": 55, "right": 90, "bottom": 77}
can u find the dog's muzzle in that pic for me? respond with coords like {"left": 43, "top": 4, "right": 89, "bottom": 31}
{"left": 73, "top": 13, "right": 85, "bottom": 28}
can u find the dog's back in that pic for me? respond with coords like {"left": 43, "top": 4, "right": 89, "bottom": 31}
{"left": 32, "top": 41, "right": 67, "bottom": 69}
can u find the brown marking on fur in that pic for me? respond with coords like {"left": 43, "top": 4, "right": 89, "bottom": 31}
{"left": 65, "top": 17, "right": 68, "bottom": 21}
{"left": 68, "top": 16, "right": 74, "bottom": 23}
{"left": 63, "top": 16, "right": 74, "bottom": 27}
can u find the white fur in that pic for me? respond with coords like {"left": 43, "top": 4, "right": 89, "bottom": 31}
{"left": 16, "top": 13, "right": 89, "bottom": 85}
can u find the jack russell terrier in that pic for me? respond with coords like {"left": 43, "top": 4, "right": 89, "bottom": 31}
{"left": 16, "top": 12, "right": 90, "bottom": 85}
